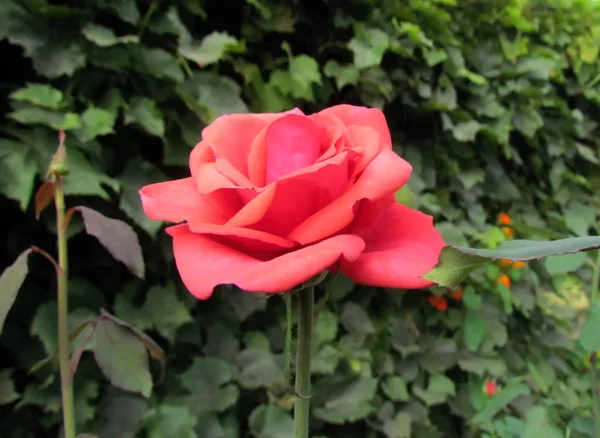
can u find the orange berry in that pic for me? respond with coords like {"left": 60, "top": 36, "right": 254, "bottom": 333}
{"left": 449, "top": 288, "right": 463, "bottom": 301}
{"left": 498, "top": 273, "right": 511, "bottom": 288}
{"left": 499, "top": 259, "right": 512, "bottom": 267}
{"left": 427, "top": 295, "right": 448, "bottom": 312}
{"left": 512, "top": 261, "right": 527, "bottom": 269}
{"left": 484, "top": 380, "right": 499, "bottom": 397}
{"left": 498, "top": 213, "right": 512, "bottom": 225}
{"left": 502, "top": 227, "right": 514, "bottom": 238}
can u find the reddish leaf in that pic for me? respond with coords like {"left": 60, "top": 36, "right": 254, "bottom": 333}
{"left": 77, "top": 207, "right": 145, "bottom": 279}
{"left": 34, "top": 180, "right": 55, "bottom": 219}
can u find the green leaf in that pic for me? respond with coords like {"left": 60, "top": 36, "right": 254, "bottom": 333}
{"left": 115, "top": 283, "right": 192, "bottom": 342}
{"left": 463, "top": 310, "right": 486, "bottom": 352}
{"left": 96, "top": 387, "right": 149, "bottom": 438}
{"left": 118, "top": 159, "right": 167, "bottom": 236}
{"left": 323, "top": 61, "right": 359, "bottom": 89}
{"left": 249, "top": 404, "right": 294, "bottom": 438}
{"left": 513, "top": 106, "right": 543, "bottom": 138}
{"left": 424, "top": 237, "right": 600, "bottom": 286}
{"left": 564, "top": 200, "right": 596, "bottom": 236}
{"left": 0, "top": 369, "right": 19, "bottom": 405}
{"left": 472, "top": 382, "right": 531, "bottom": 424}
{"left": 75, "top": 107, "right": 117, "bottom": 142}
{"left": 381, "top": 376, "right": 409, "bottom": 402}
{"left": 544, "top": 253, "right": 586, "bottom": 275}
{"left": 313, "top": 376, "right": 378, "bottom": 424}
{"left": 76, "top": 206, "right": 145, "bottom": 279}
{"left": 179, "top": 31, "right": 245, "bottom": 66}
{"left": 0, "top": 249, "right": 31, "bottom": 334}
{"left": 10, "top": 107, "right": 81, "bottom": 131}
{"left": 124, "top": 97, "right": 165, "bottom": 137}
{"left": 0, "top": 140, "right": 37, "bottom": 209}
{"left": 451, "top": 120, "right": 482, "bottom": 142}
{"left": 81, "top": 23, "right": 139, "bottom": 47}
{"left": 92, "top": 318, "right": 153, "bottom": 397}
{"left": 179, "top": 357, "right": 238, "bottom": 413}
{"left": 235, "top": 349, "right": 283, "bottom": 389}
{"left": 270, "top": 55, "right": 322, "bottom": 101}
{"left": 178, "top": 72, "right": 248, "bottom": 123}
{"left": 349, "top": 28, "right": 390, "bottom": 69}
{"left": 10, "top": 83, "right": 64, "bottom": 109}
{"left": 340, "top": 302, "right": 375, "bottom": 334}
{"left": 580, "top": 302, "right": 600, "bottom": 352}
{"left": 134, "top": 48, "right": 185, "bottom": 82}
{"left": 521, "top": 406, "right": 563, "bottom": 438}
{"left": 413, "top": 374, "right": 456, "bottom": 406}
{"left": 146, "top": 404, "right": 196, "bottom": 438}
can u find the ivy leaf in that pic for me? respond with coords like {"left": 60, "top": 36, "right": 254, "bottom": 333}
{"left": 124, "top": 97, "right": 165, "bottom": 137}
{"left": 522, "top": 406, "right": 563, "bottom": 438}
{"left": 340, "top": 302, "right": 375, "bottom": 334}
{"left": 93, "top": 318, "right": 153, "bottom": 397}
{"left": 249, "top": 404, "right": 294, "bottom": 438}
{"left": 381, "top": 376, "right": 409, "bottom": 402}
{"left": 513, "top": 106, "right": 543, "bottom": 137}
{"left": 145, "top": 405, "right": 197, "bottom": 438}
{"left": 313, "top": 376, "right": 378, "bottom": 424}
{"left": 96, "top": 386, "right": 149, "bottom": 438}
{"left": 81, "top": 23, "right": 139, "bottom": 47}
{"left": 115, "top": 283, "right": 193, "bottom": 342}
{"left": 95, "top": 0, "right": 140, "bottom": 24}
{"left": 75, "top": 107, "right": 117, "bottom": 142}
{"left": 413, "top": 374, "right": 456, "bottom": 406}
{"left": 10, "top": 83, "right": 64, "bottom": 109}
{"left": 9, "top": 108, "right": 81, "bottom": 131}
{"left": 0, "top": 369, "right": 19, "bottom": 405}
{"left": 118, "top": 159, "right": 167, "bottom": 236}
{"left": 463, "top": 310, "right": 487, "bottom": 352}
{"left": 179, "top": 357, "right": 238, "bottom": 413}
{"left": 235, "top": 349, "right": 283, "bottom": 389}
{"left": 451, "top": 120, "right": 482, "bottom": 142}
{"left": 134, "top": 48, "right": 185, "bottom": 82}
{"left": 179, "top": 31, "right": 245, "bottom": 67}
{"left": 324, "top": 60, "right": 360, "bottom": 89}
{"left": 349, "top": 28, "right": 390, "bottom": 69}
{"left": 178, "top": 72, "right": 248, "bottom": 123}
{"left": 0, "top": 249, "right": 31, "bottom": 334}
{"left": 0, "top": 140, "right": 37, "bottom": 209}
{"left": 75, "top": 206, "right": 145, "bottom": 279}
{"left": 580, "top": 302, "right": 600, "bottom": 353}
{"left": 544, "top": 253, "right": 586, "bottom": 275}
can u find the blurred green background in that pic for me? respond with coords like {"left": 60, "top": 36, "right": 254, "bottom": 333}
{"left": 1, "top": 0, "right": 600, "bottom": 436}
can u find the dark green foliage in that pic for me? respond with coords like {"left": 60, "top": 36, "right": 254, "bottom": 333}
{"left": 1, "top": 0, "right": 600, "bottom": 436}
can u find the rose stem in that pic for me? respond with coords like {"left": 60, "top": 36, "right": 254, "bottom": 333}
{"left": 55, "top": 176, "right": 76, "bottom": 438}
{"left": 590, "top": 250, "right": 600, "bottom": 437}
{"left": 283, "top": 293, "right": 293, "bottom": 385}
{"left": 294, "top": 286, "right": 314, "bottom": 438}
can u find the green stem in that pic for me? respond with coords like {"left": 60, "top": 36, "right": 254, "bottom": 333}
{"left": 294, "top": 287, "right": 314, "bottom": 438}
{"left": 55, "top": 177, "right": 76, "bottom": 438}
{"left": 590, "top": 250, "right": 600, "bottom": 437}
{"left": 283, "top": 293, "right": 293, "bottom": 385}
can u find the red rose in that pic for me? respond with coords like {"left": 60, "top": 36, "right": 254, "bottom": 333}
{"left": 139, "top": 105, "right": 445, "bottom": 299}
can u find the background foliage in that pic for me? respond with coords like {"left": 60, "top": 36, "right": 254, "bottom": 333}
{"left": 1, "top": 0, "right": 600, "bottom": 436}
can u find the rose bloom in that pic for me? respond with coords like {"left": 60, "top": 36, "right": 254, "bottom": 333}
{"left": 140, "top": 105, "right": 445, "bottom": 299}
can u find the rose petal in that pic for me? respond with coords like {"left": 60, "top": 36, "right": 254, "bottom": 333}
{"left": 316, "top": 105, "right": 392, "bottom": 149}
{"left": 287, "top": 148, "right": 412, "bottom": 244}
{"left": 238, "top": 152, "right": 350, "bottom": 237}
{"left": 167, "top": 224, "right": 366, "bottom": 299}
{"left": 265, "top": 115, "right": 325, "bottom": 184}
{"left": 202, "top": 110, "right": 304, "bottom": 177}
{"left": 186, "top": 222, "right": 297, "bottom": 256}
{"left": 340, "top": 202, "right": 445, "bottom": 289}
{"left": 139, "top": 178, "right": 227, "bottom": 224}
